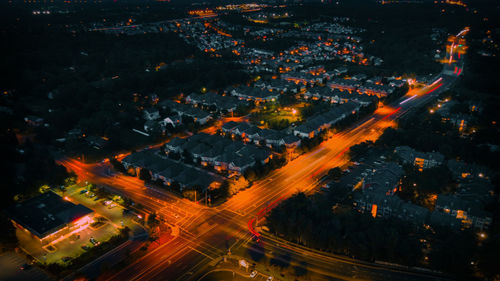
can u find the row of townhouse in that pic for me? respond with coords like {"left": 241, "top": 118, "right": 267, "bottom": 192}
{"left": 281, "top": 71, "right": 326, "bottom": 85}
{"left": 254, "top": 79, "right": 303, "bottom": 93}
{"left": 293, "top": 102, "right": 361, "bottom": 139}
{"left": 303, "top": 86, "right": 376, "bottom": 106}
{"left": 185, "top": 92, "right": 249, "bottom": 113}
{"left": 159, "top": 100, "right": 212, "bottom": 125}
{"left": 142, "top": 99, "right": 213, "bottom": 133}
{"left": 121, "top": 150, "right": 220, "bottom": 191}
{"left": 358, "top": 82, "right": 395, "bottom": 97}
{"left": 142, "top": 107, "right": 183, "bottom": 134}
{"left": 221, "top": 121, "right": 301, "bottom": 149}
{"left": 230, "top": 86, "right": 280, "bottom": 102}
{"left": 164, "top": 133, "right": 272, "bottom": 175}
{"left": 329, "top": 78, "right": 401, "bottom": 98}
{"left": 328, "top": 78, "right": 360, "bottom": 91}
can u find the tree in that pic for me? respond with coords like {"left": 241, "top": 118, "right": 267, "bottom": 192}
{"left": 110, "top": 158, "right": 126, "bottom": 173}
{"left": 327, "top": 167, "right": 342, "bottom": 181}
{"left": 147, "top": 213, "right": 159, "bottom": 228}
{"left": 139, "top": 168, "right": 151, "bottom": 182}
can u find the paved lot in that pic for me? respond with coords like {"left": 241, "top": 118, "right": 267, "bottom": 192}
{"left": 0, "top": 252, "right": 53, "bottom": 281}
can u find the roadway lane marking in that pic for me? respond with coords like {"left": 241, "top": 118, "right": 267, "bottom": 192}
{"left": 186, "top": 246, "right": 215, "bottom": 260}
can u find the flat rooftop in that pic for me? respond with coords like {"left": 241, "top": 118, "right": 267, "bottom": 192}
{"left": 6, "top": 192, "right": 93, "bottom": 239}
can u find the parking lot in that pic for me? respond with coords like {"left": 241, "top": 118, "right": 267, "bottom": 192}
{"left": 15, "top": 185, "right": 143, "bottom": 265}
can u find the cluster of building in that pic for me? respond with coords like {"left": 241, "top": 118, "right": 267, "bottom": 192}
{"left": 254, "top": 79, "right": 303, "bottom": 94}
{"left": 346, "top": 147, "right": 493, "bottom": 231}
{"left": 394, "top": 146, "right": 445, "bottom": 171}
{"left": 433, "top": 98, "right": 483, "bottom": 133}
{"left": 293, "top": 102, "right": 361, "bottom": 139}
{"left": 305, "top": 21, "right": 364, "bottom": 35}
{"left": 230, "top": 86, "right": 280, "bottom": 102}
{"left": 328, "top": 78, "right": 401, "bottom": 98}
{"left": 303, "top": 86, "right": 376, "bottom": 105}
{"left": 163, "top": 133, "right": 272, "bottom": 176}
{"left": 142, "top": 100, "right": 212, "bottom": 134}
{"left": 432, "top": 159, "right": 494, "bottom": 230}
{"left": 185, "top": 92, "right": 249, "bottom": 113}
{"left": 175, "top": 20, "right": 244, "bottom": 54}
{"left": 349, "top": 161, "right": 431, "bottom": 225}
{"left": 244, "top": 11, "right": 291, "bottom": 24}
{"left": 122, "top": 148, "right": 221, "bottom": 191}
{"left": 221, "top": 121, "right": 301, "bottom": 149}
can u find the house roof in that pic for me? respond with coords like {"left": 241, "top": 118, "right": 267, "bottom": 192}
{"left": 283, "top": 134, "right": 300, "bottom": 144}
{"left": 222, "top": 121, "right": 239, "bottom": 131}
{"left": 166, "top": 137, "right": 186, "bottom": 148}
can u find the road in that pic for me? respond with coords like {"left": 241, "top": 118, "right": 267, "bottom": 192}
{"left": 60, "top": 28, "right": 468, "bottom": 281}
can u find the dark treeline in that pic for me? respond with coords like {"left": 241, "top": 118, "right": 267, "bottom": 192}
{"left": 266, "top": 192, "right": 425, "bottom": 265}
{"left": 266, "top": 190, "right": 499, "bottom": 280}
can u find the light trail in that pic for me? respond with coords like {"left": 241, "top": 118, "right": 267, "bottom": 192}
{"left": 73, "top": 25, "right": 469, "bottom": 281}
{"left": 429, "top": 77, "right": 443, "bottom": 86}
{"left": 425, "top": 83, "right": 443, "bottom": 95}
{"left": 399, "top": 94, "right": 417, "bottom": 105}
{"left": 449, "top": 44, "right": 454, "bottom": 64}
{"left": 381, "top": 107, "right": 402, "bottom": 120}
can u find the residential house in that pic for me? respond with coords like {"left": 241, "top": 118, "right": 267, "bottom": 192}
{"left": 394, "top": 146, "right": 444, "bottom": 170}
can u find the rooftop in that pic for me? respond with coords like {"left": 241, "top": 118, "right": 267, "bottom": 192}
{"left": 6, "top": 192, "right": 93, "bottom": 239}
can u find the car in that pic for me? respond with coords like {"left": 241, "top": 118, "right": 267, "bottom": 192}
{"left": 250, "top": 271, "right": 258, "bottom": 278}
{"left": 94, "top": 197, "right": 100, "bottom": 201}
{"left": 90, "top": 238, "right": 100, "bottom": 246}
{"left": 61, "top": 257, "right": 72, "bottom": 262}
{"left": 80, "top": 189, "right": 87, "bottom": 194}
{"left": 267, "top": 277, "right": 273, "bottom": 281}
{"left": 81, "top": 245, "right": 90, "bottom": 251}
{"left": 19, "top": 263, "right": 31, "bottom": 270}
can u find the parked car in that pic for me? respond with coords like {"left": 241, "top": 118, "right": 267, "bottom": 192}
{"left": 90, "top": 237, "right": 100, "bottom": 246}
{"left": 19, "top": 263, "right": 31, "bottom": 270}
{"left": 250, "top": 271, "right": 258, "bottom": 278}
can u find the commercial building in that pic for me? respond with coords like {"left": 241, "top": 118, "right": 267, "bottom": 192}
{"left": 6, "top": 192, "right": 94, "bottom": 245}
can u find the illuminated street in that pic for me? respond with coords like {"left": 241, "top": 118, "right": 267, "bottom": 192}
{"left": 54, "top": 28, "right": 469, "bottom": 281}
{"left": 5, "top": 1, "right": 498, "bottom": 280}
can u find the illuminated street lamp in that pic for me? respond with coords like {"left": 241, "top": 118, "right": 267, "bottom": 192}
{"left": 478, "top": 232, "right": 487, "bottom": 240}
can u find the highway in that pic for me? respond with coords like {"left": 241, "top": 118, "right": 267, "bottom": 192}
{"left": 60, "top": 28, "right": 468, "bottom": 281}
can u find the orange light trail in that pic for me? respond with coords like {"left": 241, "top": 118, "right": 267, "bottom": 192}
{"left": 381, "top": 107, "right": 402, "bottom": 120}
